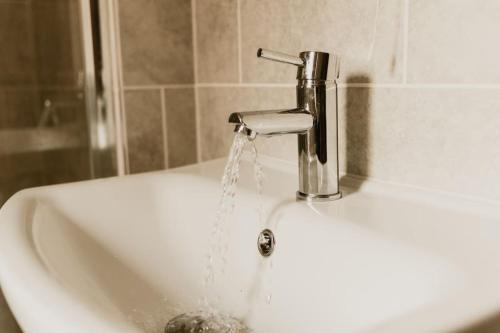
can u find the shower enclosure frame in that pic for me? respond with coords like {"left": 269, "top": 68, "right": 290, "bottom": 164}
{"left": 79, "top": 0, "right": 128, "bottom": 176}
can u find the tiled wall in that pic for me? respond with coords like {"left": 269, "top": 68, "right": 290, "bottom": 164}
{"left": 192, "top": 0, "right": 500, "bottom": 203}
{"left": 118, "top": 0, "right": 197, "bottom": 173}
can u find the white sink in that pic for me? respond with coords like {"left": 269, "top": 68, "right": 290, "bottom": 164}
{"left": 1, "top": 157, "right": 500, "bottom": 332}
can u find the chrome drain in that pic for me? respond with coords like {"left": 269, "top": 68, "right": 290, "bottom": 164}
{"left": 257, "top": 229, "right": 275, "bottom": 257}
{"left": 165, "top": 313, "right": 247, "bottom": 333}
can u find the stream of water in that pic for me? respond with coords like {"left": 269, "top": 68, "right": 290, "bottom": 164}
{"left": 165, "top": 133, "right": 253, "bottom": 333}
{"left": 203, "top": 133, "right": 249, "bottom": 291}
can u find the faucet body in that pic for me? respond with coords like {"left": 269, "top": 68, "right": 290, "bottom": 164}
{"left": 229, "top": 49, "right": 341, "bottom": 201}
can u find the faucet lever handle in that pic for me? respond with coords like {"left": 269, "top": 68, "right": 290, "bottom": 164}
{"left": 257, "top": 48, "right": 303, "bottom": 67}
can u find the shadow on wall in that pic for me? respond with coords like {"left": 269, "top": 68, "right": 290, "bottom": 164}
{"left": 341, "top": 74, "right": 372, "bottom": 191}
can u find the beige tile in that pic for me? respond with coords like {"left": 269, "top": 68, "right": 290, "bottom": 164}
{"left": 196, "top": 0, "right": 239, "bottom": 83}
{"left": 197, "top": 87, "right": 296, "bottom": 161}
{"left": 408, "top": 0, "right": 500, "bottom": 84}
{"left": 124, "top": 90, "right": 164, "bottom": 173}
{"left": 163, "top": 88, "right": 197, "bottom": 168}
{"left": 0, "top": 290, "right": 21, "bottom": 333}
{"left": 337, "top": 87, "right": 500, "bottom": 201}
{"left": 119, "top": 0, "right": 194, "bottom": 85}
{"left": 240, "top": 0, "right": 404, "bottom": 84}
{"left": 0, "top": 2, "right": 36, "bottom": 85}
{"left": 198, "top": 87, "right": 242, "bottom": 161}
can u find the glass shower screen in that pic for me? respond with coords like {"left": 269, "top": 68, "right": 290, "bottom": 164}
{"left": 0, "top": 0, "right": 120, "bottom": 206}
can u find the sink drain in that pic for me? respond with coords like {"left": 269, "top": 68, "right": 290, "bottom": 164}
{"left": 257, "top": 229, "right": 275, "bottom": 257}
{"left": 165, "top": 313, "right": 247, "bottom": 333}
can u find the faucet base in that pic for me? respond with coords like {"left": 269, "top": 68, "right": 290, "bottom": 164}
{"left": 296, "top": 191, "right": 342, "bottom": 202}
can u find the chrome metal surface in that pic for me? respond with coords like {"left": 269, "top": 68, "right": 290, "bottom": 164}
{"left": 258, "top": 229, "right": 276, "bottom": 257}
{"left": 80, "top": 0, "right": 119, "bottom": 178}
{"left": 228, "top": 48, "right": 341, "bottom": 201}
{"left": 296, "top": 191, "right": 343, "bottom": 202}
{"left": 257, "top": 48, "right": 303, "bottom": 66}
{"left": 229, "top": 108, "right": 313, "bottom": 136}
{"left": 234, "top": 123, "right": 257, "bottom": 141}
{"left": 297, "top": 51, "right": 329, "bottom": 80}
{"left": 165, "top": 313, "right": 246, "bottom": 333}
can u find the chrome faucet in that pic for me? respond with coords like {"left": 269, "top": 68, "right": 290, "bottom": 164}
{"left": 229, "top": 48, "right": 341, "bottom": 201}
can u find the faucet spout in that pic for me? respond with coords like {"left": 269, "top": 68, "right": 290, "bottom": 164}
{"left": 228, "top": 108, "right": 313, "bottom": 137}
{"left": 227, "top": 48, "right": 342, "bottom": 202}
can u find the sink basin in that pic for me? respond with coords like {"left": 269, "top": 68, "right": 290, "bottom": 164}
{"left": 1, "top": 156, "right": 500, "bottom": 332}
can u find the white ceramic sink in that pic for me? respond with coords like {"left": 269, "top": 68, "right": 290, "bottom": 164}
{"left": 2, "top": 156, "right": 500, "bottom": 332}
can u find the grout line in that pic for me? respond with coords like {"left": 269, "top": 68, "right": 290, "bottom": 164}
{"left": 196, "top": 82, "right": 296, "bottom": 88}
{"left": 123, "top": 82, "right": 500, "bottom": 90}
{"left": 402, "top": 0, "right": 410, "bottom": 84}
{"left": 194, "top": 85, "right": 202, "bottom": 162}
{"left": 112, "top": 0, "right": 130, "bottom": 175}
{"left": 191, "top": 0, "right": 202, "bottom": 162}
{"left": 366, "top": 0, "right": 380, "bottom": 61}
{"left": 339, "top": 171, "right": 500, "bottom": 208}
{"left": 123, "top": 84, "right": 194, "bottom": 90}
{"left": 338, "top": 83, "right": 500, "bottom": 89}
{"left": 236, "top": 0, "right": 243, "bottom": 83}
{"left": 338, "top": 82, "right": 402, "bottom": 88}
{"left": 160, "top": 88, "right": 169, "bottom": 169}
{"left": 191, "top": 0, "right": 199, "bottom": 84}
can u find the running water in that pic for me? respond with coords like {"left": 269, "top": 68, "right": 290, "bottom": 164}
{"left": 165, "top": 133, "right": 251, "bottom": 333}
{"left": 250, "top": 141, "right": 264, "bottom": 227}
{"left": 203, "top": 132, "right": 249, "bottom": 292}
